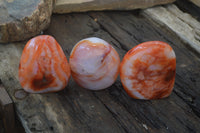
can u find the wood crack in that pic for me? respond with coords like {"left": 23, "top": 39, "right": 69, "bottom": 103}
{"left": 92, "top": 92, "right": 129, "bottom": 133}
{"left": 173, "top": 83, "right": 200, "bottom": 118}
{"left": 88, "top": 13, "right": 130, "bottom": 52}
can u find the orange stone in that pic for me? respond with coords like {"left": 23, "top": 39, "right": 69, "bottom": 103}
{"left": 120, "top": 41, "right": 176, "bottom": 99}
{"left": 18, "top": 35, "right": 71, "bottom": 93}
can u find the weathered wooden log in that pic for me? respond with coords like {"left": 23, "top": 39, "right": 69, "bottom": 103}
{"left": 53, "top": 0, "right": 176, "bottom": 13}
{"left": 0, "top": 0, "right": 54, "bottom": 43}
{"left": 1, "top": 3, "right": 200, "bottom": 132}
{"left": 1, "top": 8, "right": 200, "bottom": 132}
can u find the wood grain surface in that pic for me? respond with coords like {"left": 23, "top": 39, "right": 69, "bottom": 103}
{"left": 53, "top": 0, "right": 175, "bottom": 13}
{"left": 0, "top": 2, "right": 200, "bottom": 133}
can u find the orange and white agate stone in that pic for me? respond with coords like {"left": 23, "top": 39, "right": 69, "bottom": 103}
{"left": 69, "top": 37, "right": 120, "bottom": 90}
{"left": 120, "top": 41, "right": 176, "bottom": 99}
{"left": 18, "top": 35, "right": 71, "bottom": 93}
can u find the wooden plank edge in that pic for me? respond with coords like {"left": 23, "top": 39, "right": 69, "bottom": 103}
{"left": 53, "top": 0, "right": 176, "bottom": 14}
{"left": 0, "top": 85, "right": 15, "bottom": 133}
{"left": 188, "top": 0, "right": 200, "bottom": 7}
{"left": 142, "top": 4, "right": 200, "bottom": 57}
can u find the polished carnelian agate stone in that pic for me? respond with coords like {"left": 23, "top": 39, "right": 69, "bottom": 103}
{"left": 18, "top": 35, "right": 71, "bottom": 93}
{"left": 70, "top": 37, "right": 120, "bottom": 90}
{"left": 120, "top": 41, "right": 176, "bottom": 99}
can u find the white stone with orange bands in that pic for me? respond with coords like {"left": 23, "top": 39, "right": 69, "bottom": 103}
{"left": 70, "top": 37, "right": 120, "bottom": 90}
{"left": 18, "top": 35, "right": 71, "bottom": 93}
{"left": 120, "top": 41, "right": 176, "bottom": 99}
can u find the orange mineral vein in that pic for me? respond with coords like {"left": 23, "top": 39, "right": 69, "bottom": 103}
{"left": 18, "top": 35, "right": 71, "bottom": 93}
{"left": 120, "top": 41, "right": 176, "bottom": 99}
